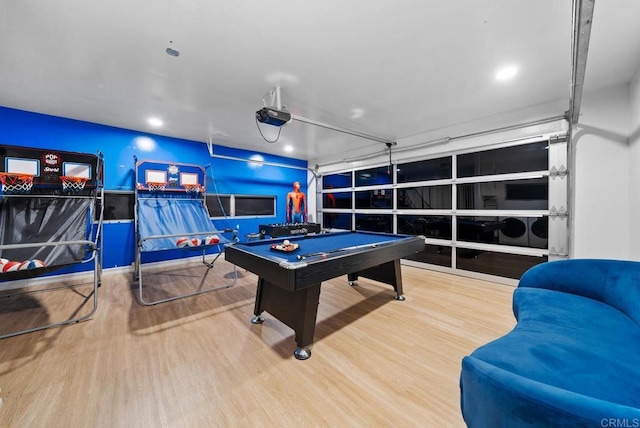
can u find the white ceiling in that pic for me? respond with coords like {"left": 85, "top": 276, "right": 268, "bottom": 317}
{"left": 1, "top": 1, "right": 639, "bottom": 163}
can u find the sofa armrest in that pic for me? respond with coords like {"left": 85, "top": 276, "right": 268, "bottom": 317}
{"left": 518, "top": 259, "right": 640, "bottom": 326}
{"left": 461, "top": 356, "right": 640, "bottom": 428}
{"left": 519, "top": 259, "right": 611, "bottom": 297}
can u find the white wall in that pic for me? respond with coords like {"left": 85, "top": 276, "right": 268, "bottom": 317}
{"left": 573, "top": 83, "right": 631, "bottom": 259}
{"left": 629, "top": 68, "right": 640, "bottom": 260}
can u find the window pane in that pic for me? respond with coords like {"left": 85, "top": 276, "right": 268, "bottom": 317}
{"left": 206, "top": 195, "right": 231, "bottom": 217}
{"left": 398, "top": 185, "right": 452, "bottom": 209}
{"left": 98, "top": 192, "right": 134, "bottom": 220}
{"left": 235, "top": 196, "right": 275, "bottom": 216}
{"left": 323, "top": 213, "right": 352, "bottom": 230}
{"left": 456, "top": 250, "right": 548, "bottom": 279}
{"left": 355, "top": 190, "right": 392, "bottom": 209}
{"left": 397, "top": 157, "right": 452, "bottom": 182}
{"left": 355, "top": 214, "right": 392, "bottom": 233}
{"left": 355, "top": 166, "right": 392, "bottom": 187}
{"left": 405, "top": 244, "right": 451, "bottom": 267}
{"left": 457, "top": 141, "right": 548, "bottom": 178}
{"left": 457, "top": 178, "right": 548, "bottom": 210}
{"left": 456, "top": 216, "right": 505, "bottom": 244}
{"left": 398, "top": 215, "right": 452, "bottom": 239}
{"left": 323, "top": 172, "right": 352, "bottom": 189}
{"left": 324, "top": 191, "right": 352, "bottom": 209}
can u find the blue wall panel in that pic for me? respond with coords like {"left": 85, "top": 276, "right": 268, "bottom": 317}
{"left": 0, "top": 106, "right": 308, "bottom": 271}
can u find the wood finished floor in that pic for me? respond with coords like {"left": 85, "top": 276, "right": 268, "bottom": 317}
{"left": 0, "top": 259, "right": 515, "bottom": 427}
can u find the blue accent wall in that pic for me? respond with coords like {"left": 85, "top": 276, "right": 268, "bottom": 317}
{"left": 0, "top": 106, "right": 308, "bottom": 271}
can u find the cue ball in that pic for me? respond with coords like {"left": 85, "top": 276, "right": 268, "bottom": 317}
{"left": 283, "top": 239, "right": 290, "bottom": 246}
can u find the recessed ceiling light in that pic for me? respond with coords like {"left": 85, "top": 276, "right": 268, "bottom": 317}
{"left": 148, "top": 117, "right": 163, "bottom": 127}
{"left": 495, "top": 66, "right": 518, "bottom": 81}
{"left": 350, "top": 108, "right": 365, "bottom": 119}
{"left": 284, "top": 145, "right": 294, "bottom": 153}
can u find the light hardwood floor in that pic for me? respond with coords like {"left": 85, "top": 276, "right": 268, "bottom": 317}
{"left": 0, "top": 259, "right": 515, "bottom": 427}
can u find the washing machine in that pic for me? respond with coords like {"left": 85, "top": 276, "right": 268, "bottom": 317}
{"left": 498, "top": 217, "right": 548, "bottom": 248}
{"left": 528, "top": 217, "right": 548, "bottom": 249}
{"left": 498, "top": 217, "right": 529, "bottom": 247}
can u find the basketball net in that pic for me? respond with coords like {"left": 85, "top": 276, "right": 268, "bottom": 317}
{"left": 60, "top": 176, "right": 88, "bottom": 192}
{"left": 147, "top": 182, "right": 166, "bottom": 192}
{"left": 0, "top": 173, "right": 34, "bottom": 194}
{"left": 183, "top": 184, "right": 204, "bottom": 193}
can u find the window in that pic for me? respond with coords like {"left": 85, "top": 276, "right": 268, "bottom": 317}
{"left": 506, "top": 183, "right": 548, "bottom": 200}
{"left": 398, "top": 215, "right": 452, "bottom": 239}
{"left": 456, "top": 251, "right": 548, "bottom": 280}
{"left": 397, "top": 157, "right": 452, "bottom": 182}
{"left": 405, "top": 245, "right": 452, "bottom": 268}
{"left": 355, "top": 190, "right": 392, "bottom": 209}
{"left": 97, "top": 192, "right": 134, "bottom": 221}
{"left": 205, "top": 194, "right": 231, "bottom": 217}
{"left": 398, "top": 185, "right": 452, "bottom": 209}
{"left": 235, "top": 196, "right": 275, "bottom": 216}
{"left": 355, "top": 214, "right": 392, "bottom": 233}
{"left": 457, "top": 178, "right": 548, "bottom": 210}
{"left": 456, "top": 216, "right": 503, "bottom": 245}
{"left": 324, "top": 191, "right": 352, "bottom": 209}
{"left": 355, "top": 166, "right": 392, "bottom": 187}
{"left": 319, "top": 139, "right": 555, "bottom": 281}
{"left": 323, "top": 213, "right": 352, "bottom": 230}
{"left": 323, "top": 172, "right": 352, "bottom": 189}
{"left": 457, "top": 142, "right": 548, "bottom": 178}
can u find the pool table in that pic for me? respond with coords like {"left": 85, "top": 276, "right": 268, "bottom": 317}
{"left": 224, "top": 230, "right": 425, "bottom": 359}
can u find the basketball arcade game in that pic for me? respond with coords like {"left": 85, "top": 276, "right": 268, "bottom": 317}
{"left": 134, "top": 158, "right": 239, "bottom": 305}
{"left": 0, "top": 144, "right": 104, "bottom": 339}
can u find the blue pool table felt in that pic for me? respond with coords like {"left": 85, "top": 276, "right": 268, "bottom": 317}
{"left": 235, "top": 231, "right": 406, "bottom": 264}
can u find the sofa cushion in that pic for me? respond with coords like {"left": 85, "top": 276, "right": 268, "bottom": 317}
{"left": 470, "top": 287, "right": 640, "bottom": 409}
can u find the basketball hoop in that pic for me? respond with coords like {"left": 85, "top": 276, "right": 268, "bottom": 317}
{"left": 0, "top": 173, "right": 34, "bottom": 194}
{"left": 147, "top": 182, "right": 166, "bottom": 192}
{"left": 182, "top": 184, "right": 204, "bottom": 193}
{"left": 61, "top": 176, "right": 89, "bottom": 192}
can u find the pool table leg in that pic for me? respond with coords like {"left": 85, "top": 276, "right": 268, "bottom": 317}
{"left": 251, "top": 315, "right": 265, "bottom": 324}
{"left": 347, "top": 259, "right": 405, "bottom": 301}
{"left": 251, "top": 278, "right": 321, "bottom": 360}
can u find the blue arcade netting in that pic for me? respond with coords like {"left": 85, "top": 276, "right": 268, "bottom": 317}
{"left": 138, "top": 198, "right": 229, "bottom": 252}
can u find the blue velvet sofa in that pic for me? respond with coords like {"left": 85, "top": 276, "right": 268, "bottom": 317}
{"left": 460, "top": 259, "right": 640, "bottom": 427}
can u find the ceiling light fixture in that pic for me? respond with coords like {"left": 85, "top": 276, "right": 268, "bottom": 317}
{"left": 495, "top": 65, "right": 518, "bottom": 81}
{"left": 148, "top": 117, "right": 163, "bottom": 127}
{"left": 284, "top": 145, "right": 294, "bottom": 153}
